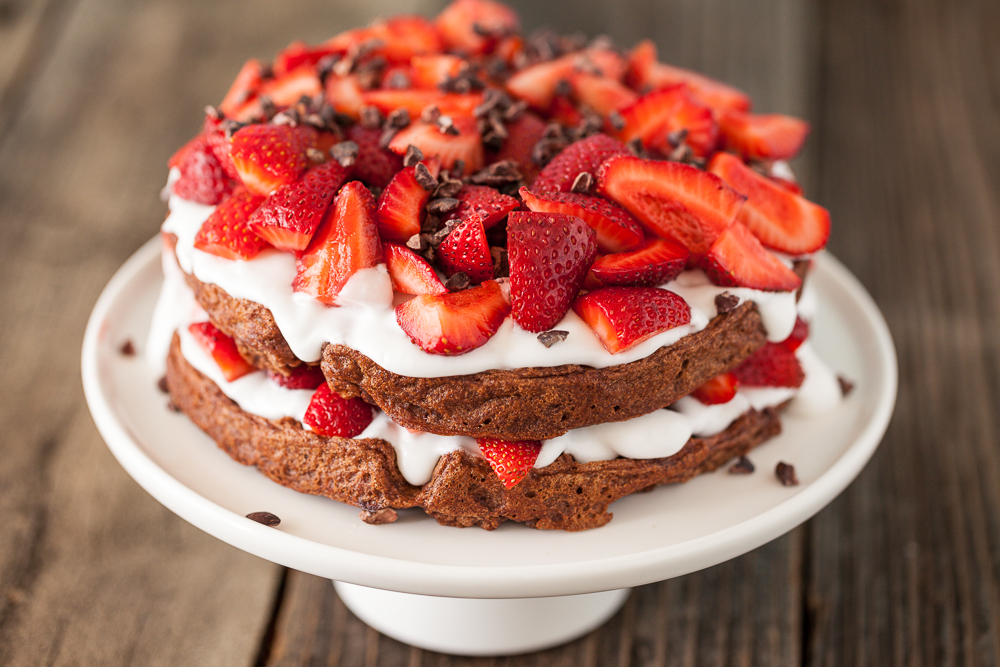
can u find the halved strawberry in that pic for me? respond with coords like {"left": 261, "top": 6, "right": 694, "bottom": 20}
{"left": 597, "top": 155, "right": 745, "bottom": 254}
{"left": 383, "top": 243, "right": 447, "bottom": 295}
{"left": 571, "top": 286, "right": 691, "bottom": 354}
{"left": 324, "top": 74, "right": 365, "bottom": 119}
{"left": 613, "top": 85, "right": 717, "bottom": 157}
{"left": 487, "top": 111, "right": 548, "bottom": 185}
{"left": 387, "top": 117, "right": 484, "bottom": 174}
{"left": 519, "top": 187, "right": 644, "bottom": 254}
{"left": 172, "top": 135, "right": 234, "bottom": 205}
{"left": 249, "top": 160, "right": 350, "bottom": 252}
{"left": 219, "top": 59, "right": 265, "bottom": 118}
{"left": 507, "top": 211, "right": 597, "bottom": 332}
{"left": 532, "top": 133, "right": 630, "bottom": 194}
{"left": 362, "top": 89, "right": 483, "bottom": 119}
{"left": 590, "top": 238, "right": 689, "bottom": 286}
{"left": 700, "top": 221, "right": 802, "bottom": 292}
{"left": 505, "top": 56, "right": 575, "bottom": 110}
{"left": 375, "top": 161, "right": 440, "bottom": 244}
{"left": 203, "top": 114, "right": 240, "bottom": 180}
{"left": 717, "top": 109, "right": 810, "bottom": 161}
{"left": 627, "top": 40, "right": 751, "bottom": 114}
{"left": 570, "top": 72, "right": 638, "bottom": 117}
{"left": 395, "top": 279, "right": 511, "bottom": 355}
{"left": 410, "top": 54, "right": 465, "bottom": 89}
{"left": 193, "top": 188, "right": 269, "bottom": 260}
{"left": 230, "top": 67, "right": 323, "bottom": 122}
{"left": 368, "top": 15, "right": 444, "bottom": 62}
{"left": 230, "top": 123, "right": 315, "bottom": 195}
{"left": 707, "top": 152, "right": 829, "bottom": 255}
{"left": 345, "top": 124, "right": 405, "bottom": 189}
{"left": 303, "top": 383, "right": 374, "bottom": 437}
{"left": 440, "top": 184, "right": 519, "bottom": 230}
{"left": 293, "top": 181, "right": 383, "bottom": 305}
{"left": 781, "top": 317, "right": 810, "bottom": 352}
{"left": 273, "top": 41, "right": 339, "bottom": 77}
{"left": 691, "top": 372, "right": 738, "bottom": 405}
{"left": 477, "top": 438, "right": 541, "bottom": 489}
{"left": 435, "top": 0, "right": 520, "bottom": 56}
{"left": 267, "top": 364, "right": 326, "bottom": 390}
{"left": 437, "top": 213, "right": 494, "bottom": 283}
{"left": 732, "top": 342, "right": 805, "bottom": 388}
{"left": 188, "top": 321, "right": 256, "bottom": 382}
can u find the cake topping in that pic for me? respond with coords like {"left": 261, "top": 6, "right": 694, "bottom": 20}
{"left": 477, "top": 438, "right": 541, "bottom": 488}
{"left": 536, "top": 330, "right": 569, "bottom": 348}
{"left": 303, "top": 383, "right": 374, "bottom": 437}
{"left": 728, "top": 456, "right": 755, "bottom": 475}
{"left": 571, "top": 286, "right": 692, "bottom": 354}
{"left": 775, "top": 461, "right": 799, "bottom": 486}
{"left": 246, "top": 511, "right": 282, "bottom": 527}
{"left": 188, "top": 321, "right": 256, "bottom": 382}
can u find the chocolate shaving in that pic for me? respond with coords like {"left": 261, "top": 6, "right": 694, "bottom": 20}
{"left": 167, "top": 400, "right": 181, "bottom": 413}
{"left": 157, "top": 376, "right": 169, "bottom": 393}
{"left": 470, "top": 160, "right": 522, "bottom": 186}
{"left": 570, "top": 171, "right": 593, "bottom": 194}
{"left": 359, "top": 105, "right": 384, "bottom": 129}
{"left": 838, "top": 375, "right": 855, "bottom": 397}
{"left": 626, "top": 137, "right": 648, "bottom": 159}
{"left": 775, "top": 462, "right": 799, "bottom": 486}
{"left": 258, "top": 96, "right": 277, "bottom": 121}
{"left": 553, "top": 78, "right": 573, "bottom": 98}
{"left": 119, "top": 340, "right": 135, "bottom": 356}
{"left": 427, "top": 197, "right": 460, "bottom": 214}
{"left": 728, "top": 456, "right": 755, "bottom": 474}
{"left": 715, "top": 292, "right": 740, "bottom": 314}
{"left": 330, "top": 141, "right": 359, "bottom": 167}
{"left": 221, "top": 119, "right": 246, "bottom": 140}
{"left": 451, "top": 159, "right": 466, "bottom": 177}
{"left": 386, "top": 107, "right": 411, "bottom": 129}
{"left": 444, "top": 272, "right": 471, "bottom": 291}
{"left": 246, "top": 511, "right": 281, "bottom": 527}
{"left": 406, "top": 234, "right": 426, "bottom": 251}
{"left": 414, "top": 163, "right": 439, "bottom": 191}
{"left": 360, "top": 508, "right": 398, "bottom": 525}
{"left": 204, "top": 105, "right": 222, "bottom": 121}
{"left": 434, "top": 177, "right": 464, "bottom": 199}
{"left": 403, "top": 144, "right": 424, "bottom": 167}
{"left": 490, "top": 246, "right": 509, "bottom": 277}
{"left": 537, "top": 330, "right": 569, "bottom": 348}
{"left": 306, "top": 147, "right": 327, "bottom": 163}
{"left": 384, "top": 70, "right": 411, "bottom": 89}
{"left": 272, "top": 108, "right": 300, "bottom": 126}
{"left": 378, "top": 127, "right": 399, "bottom": 149}
{"left": 667, "top": 128, "right": 689, "bottom": 148}
{"left": 421, "top": 105, "right": 442, "bottom": 124}
{"left": 437, "top": 115, "right": 460, "bottom": 136}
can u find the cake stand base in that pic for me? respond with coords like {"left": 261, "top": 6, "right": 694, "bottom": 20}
{"left": 333, "top": 582, "right": 632, "bottom": 656}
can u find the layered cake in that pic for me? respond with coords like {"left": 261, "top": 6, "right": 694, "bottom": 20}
{"left": 147, "top": 0, "right": 844, "bottom": 530}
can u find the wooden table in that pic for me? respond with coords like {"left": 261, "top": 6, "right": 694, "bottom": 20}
{"left": 2, "top": 0, "right": 998, "bottom": 663}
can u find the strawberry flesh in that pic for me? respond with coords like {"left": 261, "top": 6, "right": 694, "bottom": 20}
{"left": 627, "top": 40, "right": 751, "bottom": 114}
{"left": 700, "top": 221, "right": 803, "bottom": 292}
{"left": 477, "top": 438, "right": 541, "bottom": 489}
{"left": 590, "top": 238, "right": 689, "bottom": 287}
{"left": 718, "top": 109, "right": 809, "bottom": 161}
{"left": 383, "top": 243, "right": 448, "bottom": 295}
{"left": 436, "top": 0, "right": 521, "bottom": 56}
{"left": 441, "top": 184, "right": 519, "bottom": 230}
{"left": 691, "top": 372, "right": 739, "bottom": 405}
{"left": 781, "top": 317, "right": 810, "bottom": 352}
{"left": 303, "top": 383, "right": 374, "bottom": 437}
{"left": 344, "top": 125, "right": 405, "bottom": 189}
{"left": 188, "top": 321, "right": 257, "bottom": 382}
{"left": 732, "top": 342, "right": 805, "bottom": 388}
{"left": 267, "top": 365, "right": 326, "bottom": 390}
{"left": 194, "top": 188, "right": 269, "bottom": 260}
{"left": 230, "top": 124, "right": 315, "bottom": 196}
{"left": 395, "top": 279, "right": 511, "bottom": 355}
{"left": 388, "top": 117, "right": 484, "bottom": 175}
{"left": 519, "top": 186, "right": 644, "bottom": 254}
{"left": 572, "top": 286, "right": 692, "bottom": 354}
{"left": 486, "top": 111, "right": 548, "bottom": 186}
{"left": 172, "top": 135, "right": 234, "bottom": 205}
{"left": 437, "top": 214, "right": 495, "bottom": 284}
{"left": 614, "top": 85, "right": 717, "bottom": 157}
{"left": 532, "top": 133, "right": 629, "bottom": 194}
{"left": 376, "top": 163, "right": 437, "bottom": 244}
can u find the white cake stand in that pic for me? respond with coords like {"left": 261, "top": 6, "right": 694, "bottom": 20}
{"left": 82, "top": 238, "right": 896, "bottom": 656}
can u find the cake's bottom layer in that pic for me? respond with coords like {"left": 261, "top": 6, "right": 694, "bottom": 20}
{"left": 165, "top": 333, "right": 783, "bottom": 531}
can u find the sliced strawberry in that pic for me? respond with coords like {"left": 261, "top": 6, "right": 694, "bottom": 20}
{"left": 293, "top": 181, "right": 383, "bottom": 305}
{"left": 219, "top": 59, "right": 265, "bottom": 118}
{"left": 410, "top": 54, "right": 465, "bottom": 89}
{"left": 718, "top": 109, "right": 809, "bottom": 162}
{"left": 732, "top": 342, "right": 805, "bottom": 388}
{"left": 324, "top": 74, "right": 365, "bottom": 119}
{"left": 707, "top": 152, "right": 829, "bottom": 255}
{"left": 547, "top": 94, "right": 584, "bottom": 127}
{"left": 383, "top": 243, "right": 447, "bottom": 295}
{"left": 519, "top": 187, "right": 644, "bottom": 254}
{"left": 614, "top": 85, "right": 717, "bottom": 157}
{"left": 344, "top": 124, "right": 405, "bottom": 189}
{"left": 249, "top": 160, "right": 350, "bottom": 252}
{"left": 770, "top": 175, "right": 804, "bottom": 196}
{"left": 477, "top": 438, "right": 541, "bottom": 489}
{"left": 532, "top": 133, "right": 630, "bottom": 194}
{"left": 627, "top": 40, "right": 751, "bottom": 114}
{"left": 507, "top": 211, "right": 597, "bottom": 332}
{"left": 387, "top": 117, "right": 484, "bottom": 174}
{"left": 193, "top": 188, "right": 269, "bottom": 260}
{"left": 303, "top": 383, "right": 374, "bottom": 437}
{"left": 570, "top": 72, "right": 638, "bottom": 117}
{"left": 375, "top": 161, "right": 440, "bottom": 244}
{"left": 172, "top": 135, "right": 234, "bottom": 205}
{"left": 273, "top": 41, "right": 338, "bottom": 77}
{"left": 437, "top": 213, "right": 494, "bottom": 283}
{"left": 368, "top": 15, "right": 444, "bottom": 62}
{"left": 505, "top": 57, "right": 575, "bottom": 110}
{"left": 203, "top": 114, "right": 240, "bottom": 180}
{"left": 590, "top": 238, "right": 689, "bottom": 286}
{"left": 440, "top": 184, "right": 519, "bottom": 230}
{"left": 230, "top": 67, "right": 324, "bottom": 122}
{"left": 781, "top": 317, "right": 810, "bottom": 352}
{"left": 435, "top": 0, "right": 520, "bottom": 56}
{"left": 267, "top": 364, "right": 326, "bottom": 390}
{"left": 230, "top": 123, "right": 315, "bottom": 195}
{"left": 700, "top": 221, "right": 802, "bottom": 292}
{"left": 597, "top": 155, "right": 744, "bottom": 254}
{"left": 362, "top": 89, "right": 482, "bottom": 120}
{"left": 691, "top": 372, "right": 738, "bottom": 405}
{"left": 188, "top": 322, "right": 256, "bottom": 382}
{"left": 571, "top": 286, "right": 691, "bottom": 354}
{"left": 488, "top": 111, "right": 548, "bottom": 185}
{"left": 395, "top": 279, "right": 511, "bottom": 355}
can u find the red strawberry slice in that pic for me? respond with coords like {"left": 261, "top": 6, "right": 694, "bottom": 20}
{"left": 188, "top": 321, "right": 256, "bottom": 382}
{"left": 691, "top": 372, "right": 739, "bottom": 405}
{"left": 700, "top": 221, "right": 802, "bottom": 292}
{"left": 172, "top": 135, "right": 234, "bottom": 205}
{"left": 614, "top": 85, "right": 717, "bottom": 157}
{"left": 240, "top": 67, "right": 323, "bottom": 120}
{"left": 627, "top": 40, "right": 751, "bottom": 114}
{"left": 519, "top": 187, "right": 644, "bottom": 254}
{"left": 597, "top": 155, "right": 745, "bottom": 254}
{"left": 487, "top": 111, "right": 547, "bottom": 185}
{"left": 435, "top": 0, "right": 520, "bottom": 56}
{"left": 293, "top": 181, "right": 383, "bottom": 305}
{"left": 267, "top": 364, "right": 326, "bottom": 390}
{"left": 507, "top": 211, "right": 597, "bottom": 333}
{"left": 193, "top": 188, "right": 269, "bottom": 260}
{"left": 371, "top": 16, "right": 444, "bottom": 62}
{"left": 230, "top": 123, "right": 315, "bottom": 196}
{"left": 505, "top": 57, "right": 575, "bottom": 110}
{"left": 440, "top": 184, "right": 519, "bottom": 230}
{"left": 410, "top": 54, "right": 465, "bottom": 89}
{"left": 532, "top": 133, "right": 629, "bottom": 194}
{"left": 388, "top": 117, "right": 484, "bottom": 175}
{"left": 570, "top": 72, "right": 638, "bottom": 117}
{"left": 203, "top": 114, "right": 240, "bottom": 180}
{"left": 324, "top": 74, "right": 365, "bottom": 119}
{"left": 273, "top": 41, "right": 339, "bottom": 77}
{"left": 707, "top": 152, "right": 830, "bottom": 255}
{"left": 590, "top": 238, "right": 689, "bottom": 286}
{"left": 395, "top": 279, "right": 511, "bottom": 355}
{"left": 718, "top": 109, "right": 809, "bottom": 161}
{"left": 732, "top": 342, "right": 805, "bottom": 388}
{"left": 781, "top": 317, "right": 810, "bottom": 352}
{"left": 375, "top": 161, "right": 440, "bottom": 244}
{"left": 770, "top": 175, "right": 803, "bottom": 196}
{"left": 437, "top": 213, "right": 494, "bottom": 284}
{"left": 219, "top": 59, "right": 265, "bottom": 118}
{"left": 571, "top": 286, "right": 691, "bottom": 354}
{"left": 303, "top": 383, "right": 374, "bottom": 437}
{"left": 362, "top": 89, "right": 483, "bottom": 120}
{"left": 477, "top": 438, "right": 541, "bottom": 489}
{"left": 344, "top": 124, "right": 405, "bottom": 189}
{"left": 249, "top": 160, "right": 350, "bottom": 252}
{"left": 383, "top": 243, "right": 447, "bottom": 295}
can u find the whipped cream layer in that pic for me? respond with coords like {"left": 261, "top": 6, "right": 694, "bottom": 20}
{"left": 162, "top": 177, "right": 799, "bottom": 378}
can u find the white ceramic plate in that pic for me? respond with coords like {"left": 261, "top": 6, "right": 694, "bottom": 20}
{"left": 82, "top": 237, "right": 896, "bottom": 599}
